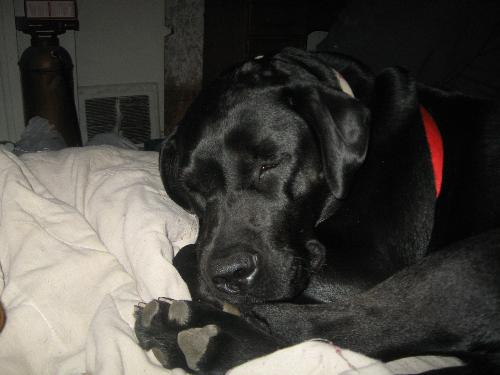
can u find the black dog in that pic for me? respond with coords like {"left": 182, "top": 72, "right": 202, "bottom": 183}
{"left": 135, "top": 48, "right": 500, "bottom": 374}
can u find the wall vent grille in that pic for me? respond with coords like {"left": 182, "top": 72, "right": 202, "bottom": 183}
{"left": 78, "top": 83, "right": 159, "bottom": 144}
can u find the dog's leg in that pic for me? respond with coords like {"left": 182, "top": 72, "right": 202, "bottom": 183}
{"left": 135, "top": 298, "right": 282, "bottom": 374}
{"left": 248, "top": 230, "right": 500, "bottom": 372}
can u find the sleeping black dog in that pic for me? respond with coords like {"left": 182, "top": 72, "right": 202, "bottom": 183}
{"left": 135, "top": 48, "right": 500, "bottom": 374}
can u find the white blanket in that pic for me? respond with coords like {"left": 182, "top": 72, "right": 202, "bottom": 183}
{"left": 0, "top": 146, "right": 462, "bottom": 375}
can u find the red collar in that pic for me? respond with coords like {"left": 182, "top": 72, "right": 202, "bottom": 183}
{"left": 420, "top": 106, "right": 443, "bottom": 198}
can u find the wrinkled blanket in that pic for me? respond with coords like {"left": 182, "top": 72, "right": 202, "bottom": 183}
{"left": 0, "top": 146, "right": 462, "bottom": 374}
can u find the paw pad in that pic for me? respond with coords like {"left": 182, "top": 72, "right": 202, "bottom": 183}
{"left": 177, "top": 324, "right": 220, "bottom": 371}
{"left": 152, "top": 347, "right": 170, "bottom": 367}
{"left": 140, "top": 300, "right": 160, "bottom": 328}
{"left": 168, "top": 300, "right": 190, "bottom": 326}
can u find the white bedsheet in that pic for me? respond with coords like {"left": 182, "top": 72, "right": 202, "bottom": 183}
{"left": 0, "top": 146, "right": 462, "bottom": 375}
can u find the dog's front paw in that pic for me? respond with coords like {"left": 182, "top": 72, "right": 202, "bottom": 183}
{"left": 134, "top": 298, "right": 189, "bottom": 370}
{"left": 134, "top": 299, "right": 281, "bottom": 374}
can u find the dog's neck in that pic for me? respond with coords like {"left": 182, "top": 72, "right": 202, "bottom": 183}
{"left": 334, "top": 70, "right": 443, "bottom": 199}
{"left": 317, "top": 72, "right": 443, "bottom": 227}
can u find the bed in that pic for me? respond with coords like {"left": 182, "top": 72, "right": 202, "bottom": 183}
{"left": 0, "top": 145, "right": 463, "bottom": 374}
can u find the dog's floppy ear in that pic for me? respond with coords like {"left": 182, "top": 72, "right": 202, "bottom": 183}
{"left": 290, "top": 85, "right": 370, "bottom": 221}
{"left": 274, "top": 48, "right": 370, "bottom": 221}
{"left": 160, "top": 135, "right": 194, "bottom": 214}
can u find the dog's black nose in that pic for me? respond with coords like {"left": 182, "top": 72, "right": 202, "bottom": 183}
{"left": 210, "top": 252, "right": 259, "bottom": 294}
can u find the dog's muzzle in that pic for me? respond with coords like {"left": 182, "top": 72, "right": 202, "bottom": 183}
{"left": 208, "top": 249, "right": 259, "bottom": 295}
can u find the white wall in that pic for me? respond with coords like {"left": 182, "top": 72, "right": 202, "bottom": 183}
{"left": 0, "top": 0, "right": 26, "bottom": 141}
{"left": 1, "top": 0, "right": 167, "bottom": 141}
{"left": 76, "top": 0, "right": 167, "bottom": 135}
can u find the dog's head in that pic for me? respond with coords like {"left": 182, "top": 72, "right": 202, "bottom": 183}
{"left": 162, "top": 48, "right": 370, "bottom": 306}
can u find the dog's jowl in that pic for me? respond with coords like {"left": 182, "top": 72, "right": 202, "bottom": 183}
{"left": 135, "top": 48, "right": 500, "bottom": 374}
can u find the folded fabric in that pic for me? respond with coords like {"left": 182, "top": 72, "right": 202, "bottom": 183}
{"left": 0, "top": 146, "right": 462, "bottom": 374}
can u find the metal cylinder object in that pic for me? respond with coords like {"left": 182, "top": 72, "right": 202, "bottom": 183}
{"left": 18, "top": 35, "right": 82, "bottom": 147}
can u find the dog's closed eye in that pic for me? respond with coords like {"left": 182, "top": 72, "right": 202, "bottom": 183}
{"left": 259, "top": 162, "right": 279, "bottom": 178}
{"left": 258, "top": 153, "right": 292, "bottom": 180}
